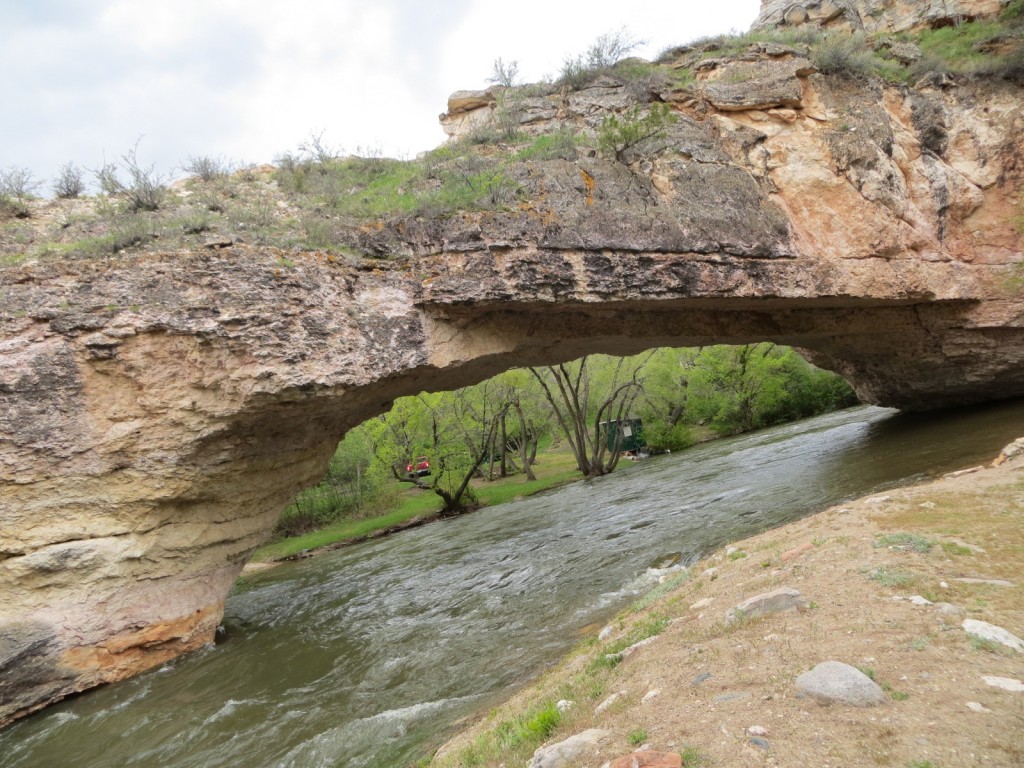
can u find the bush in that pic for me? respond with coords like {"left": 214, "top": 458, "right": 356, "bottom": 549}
{"left": 183, "top": 155, "right": 232, "bottom": 182}
{"left": 597, "top": 103, "right": 676, "bottom": 163}
{"left": 1, "top": 166, "right": 41, "bottom": 199}
{"left": 515, "top": 128, "right": 579, "bottom": 161}
{"left": 488, "top": 57, "right": 520, "bottom": 87}
{"left": 53, "top": 162, "right": 85, "bottom": 199}
{"left": 558, "top": 28, "right": 643, "bottom": 89}
{"left": 812, "top": 33, "right": 875, "bottom": 76}
{"left": 97, "top": 142, "right": 167, "bottom": 212}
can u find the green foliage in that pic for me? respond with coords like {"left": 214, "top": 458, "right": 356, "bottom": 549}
{"left": 103, "top": 141, "right": 167, "bottom": 212}
{"left": 873, "top": 532, "right": 934, "bottom": 553}
{"left": 515, "top": 129, "right": 579, "bottom": 161}
{"left": 868, "top": 566, "right": 914, "bottom": 587}
{"left": 684, "top": 344, "right": 856, "bottom": 435}
{"left": 488, "top": 57, "right": 520, "bottom": 87}
{"left": 627, "top": 728, "right": 648, "bottom": 746}
{"left": 274, "top": 143, "right": 521, "bottom": 219}
{"left": 53, "top": 162, "right": 85, "bottom": 199}
{"left": 183, "top": 155, "right": 232, "bottom": 182}
{"left": 558, "top": 28, "right": 642, "bottom": 89}
{"left": 812, "top": 33, "right": 876, "bottom": 76}
{"left": 940, "top": 541, "right": 973, "bottom": 556}
{"left": 598, "top": 104, "right": 676, "bottom": 163}
{"left": 680, "top": 746, "right": 705, "bottom": 767}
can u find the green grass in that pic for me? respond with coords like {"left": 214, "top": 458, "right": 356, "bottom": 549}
{"left": 627, "top": 728, "right": 648, "bottom": 746}
{"left": 251, "top": 448, "right": 584, "bottom": 562}
{"left": 874, "top": 532, "right": 934, "bottom": 553}
{"left": 868, "top": 567, "right": 915, "bottom": 587}
{"left": 250, "top": 497, "right": 441, "bottom": 561}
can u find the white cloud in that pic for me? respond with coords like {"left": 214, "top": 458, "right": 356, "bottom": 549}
{"left": 1, "top": 0, "right": 761, "bottom": 187}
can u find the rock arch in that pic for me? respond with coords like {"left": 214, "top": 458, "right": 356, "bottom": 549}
{"left": 3, "top": 35, "right": 1024, "bottom": 724}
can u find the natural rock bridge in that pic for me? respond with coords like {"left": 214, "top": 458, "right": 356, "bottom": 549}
{"left": 2, "top": 15, "right": 1023, "bottom": 726}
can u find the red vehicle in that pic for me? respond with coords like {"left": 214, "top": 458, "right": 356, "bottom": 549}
{"left": 405, "top": 456, "right": 431, "bottom": 478}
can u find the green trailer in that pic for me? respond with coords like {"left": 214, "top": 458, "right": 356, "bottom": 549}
{"left": 603, "top": 418, "right": 647, "bottom": 454}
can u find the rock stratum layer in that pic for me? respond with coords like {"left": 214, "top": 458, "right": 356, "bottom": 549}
{"left": 2, "top": 3, "right": 1023, "bottom": 727}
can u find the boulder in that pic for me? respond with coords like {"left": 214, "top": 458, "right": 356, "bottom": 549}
{"left": 528, "top": 729, "right": 610, "bottom": 768}
{"left": 726, "top": 586, "right": 809, "bottom": 623}
{"left": 962, "top": 619, "right": 1024, "bottom": 653}
{"left": 698, "top": 58, "right": 814, "bottom": 112}
{"left": 796, "top": 661, "right": 887, "bottom": 706}
{"left": 610, "top": 751, "right": 683, "bottom": 768}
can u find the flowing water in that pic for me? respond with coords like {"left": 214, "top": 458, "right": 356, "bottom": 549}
{"left": 5, "top": 402, "right": 1024, "bottom": 767}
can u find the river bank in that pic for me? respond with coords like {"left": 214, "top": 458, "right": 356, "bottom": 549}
{"left": 427, "top": 443, "right": 1024, "bottom": 768}
{"left": 246, "top": 431, "right": 726, "bottom": 566}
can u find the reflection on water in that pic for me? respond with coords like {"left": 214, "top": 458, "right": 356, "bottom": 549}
{"left": 4, "top": 401, "right": 1024, "bottom": 768}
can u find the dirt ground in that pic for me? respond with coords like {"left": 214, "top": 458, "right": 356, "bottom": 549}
{"left": 431, "top": 452, "right": 1024, "bottom": 768}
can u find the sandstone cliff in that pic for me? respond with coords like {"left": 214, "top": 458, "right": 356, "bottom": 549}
{"left": 1, "top": 0, "right": 1022, "bottom": 727}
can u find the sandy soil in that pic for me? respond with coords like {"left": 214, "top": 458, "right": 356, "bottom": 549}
{"left": 432, "top": 452, "right": 1024, "bottom": 768}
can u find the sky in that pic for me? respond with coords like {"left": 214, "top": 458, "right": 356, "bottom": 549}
{"left": 0, "top": 0, "right": 762, "bottom": 190}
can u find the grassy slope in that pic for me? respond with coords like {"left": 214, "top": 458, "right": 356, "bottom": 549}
{"left": 427, "top": 457, "right": 1024, "bottom": 767}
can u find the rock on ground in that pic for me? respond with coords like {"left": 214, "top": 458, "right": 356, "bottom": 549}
{"left": 529, "top": 729, "right": 610, "bottom": 768}
{"left": 609, "top": 751, "right": 682, "bottom": 768}
{"left": 796, "top": 661, "right": 888, "bottom": 706}
{"left": 962, "top": 619, "right": 1024, "bottom": 652}
{"left": 726, "top": 586, "right": 808, "bottom": 623}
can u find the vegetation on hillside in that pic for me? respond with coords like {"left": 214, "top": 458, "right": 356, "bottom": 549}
{"left": 3, "top": 10, "right": 1021, "bottom": 268}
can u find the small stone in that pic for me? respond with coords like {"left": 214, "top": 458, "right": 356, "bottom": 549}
{"left": 944, "top": 466, "right": 983, "bottom": 478}
{"left": 703, "top": 567, "right": 718, "bottom": 578}
{"left": 982, "top": 676, "right": 1024, "bottom": 692}
{"left": 966, "top": 701, "right": 992, "bottom": 713}
{"left": 934, "top": 602, "right": 962, "bottom": 617}
{"left": 865, "top": 495, "right": 891, "bottom": 505}
{"left": 556, "top": 699, "right": 574, "bottom": 713}
{"left": 609, "top": 751, "right": 682, "bottom": 768}
{"left": 726, "top": 546, "right": 739, "bottom": 555}
{"left": 726, "top": 586, "right": 808, "bottom": 624}
{"left": 618, "top": 636, "right": 657, "bottom": 660}
{"left": 909, "top": 595, "right": 934, "bottom": 606}
{"left": 690, "top": 598, "right": 714, "bottom": 611}
{"left": 529, "top": 729, "right": 611, "bottom": 768}
{"left": 641, "top": 689, "right": 661, "bottom": 704}
{"left": 599, "top": 625, "right": 614, "bottom": 641}
{"left": 595, "top": 691, "right": 627, "bottom": 713}
{"left": 692, "top": 671, "right": 712, "bottom": 686}
{"left": 919, "top": 501, "right": 936, "bottom": 509}
{"left": 940, "top": 581, "right": 949, "bottom": 588}
{"left": 747, "top": 725, "right": 769, "bottom": 736}
{"left": 796, "top": 661, "right": 887, "bottom": 707}
{"left": 748, "top": 736, "right": 771, "bottom": 751}
{"left": 962, "top": 619, "right": 1024, "bottom": 652}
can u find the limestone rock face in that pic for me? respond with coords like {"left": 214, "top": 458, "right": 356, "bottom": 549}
{"left": 1, "top": 31, "right": 1024, "bottom": 728}
{"left": 752, "top": 0, "right": 1003, "bottom": 34}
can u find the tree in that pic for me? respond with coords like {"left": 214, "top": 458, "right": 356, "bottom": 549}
{"left": 529, "top": 353, "right": 651, "bottom": 478}
{"left": 367, "top": 387, "right": 513, "bottom": 516}
{"left": 598, "top": 103, "right": 676, "bottom": 163}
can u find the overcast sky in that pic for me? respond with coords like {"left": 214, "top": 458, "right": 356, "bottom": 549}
{"left": 1, "top": 0, "right": 761, "bottom": 189}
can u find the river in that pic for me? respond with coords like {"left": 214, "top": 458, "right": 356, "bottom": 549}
{"left": 4, "top": 402, "right": 1024, "bottom": 767}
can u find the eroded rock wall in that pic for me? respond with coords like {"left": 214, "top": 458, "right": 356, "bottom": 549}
{"left": 2, "top": 36, "right": 1023, "bottom": 726}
